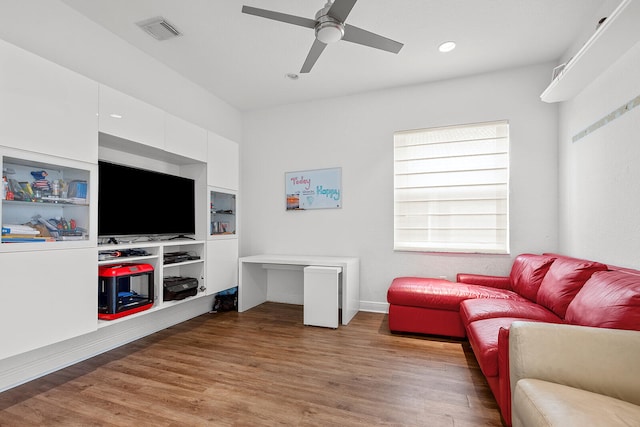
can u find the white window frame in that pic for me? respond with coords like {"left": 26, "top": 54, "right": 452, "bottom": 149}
{"left": 393, "top": 120, "right": 510, "bottom": 254}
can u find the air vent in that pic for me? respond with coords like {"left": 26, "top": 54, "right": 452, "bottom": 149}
{"left": 136, "top": 16, "right": 182, "bottom": 41}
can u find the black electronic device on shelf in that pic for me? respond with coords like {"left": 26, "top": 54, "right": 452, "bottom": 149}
{"left": 163, "top": 276, "right": 198, "bottom": 301}
{"left": 99, "top": 248, "right": 151, "bottom": 261}
{"left": 97, "top": 161, "right": 195, "bottom": 238}
{"left": 163, "top": 251, "right": 201, "bottom": 264}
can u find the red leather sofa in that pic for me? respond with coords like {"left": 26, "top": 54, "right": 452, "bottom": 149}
{"left": 387, "top": 253, "right": 640, "bottom": 426}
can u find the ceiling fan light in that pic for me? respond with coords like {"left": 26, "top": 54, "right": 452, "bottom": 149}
{"left": 315, "top": 21, "right": 344, "bottom": 44}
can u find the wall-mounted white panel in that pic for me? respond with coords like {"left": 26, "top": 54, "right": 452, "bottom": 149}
{"left": 206, "top": 239, "right": 239, "bottom": 295}
{"left": 99, "top": 85, "right": 164, "bottom": 150}
{"left": 0, "top": 39, "right": 98, "bottom": 162}
{"left": 208, "top": 132, "right": 239, "bottom": 190}
{"left": 0, "top": 248, "right": 97, "bottom": 360}
{"left": 165, "top": 113, "right": 207, "bottom": 162}
{"left": 558, "top": 40, "right": 640, "bottom": 268}
{"left": 541, "top": 0, "right": 640, "bottom": 103}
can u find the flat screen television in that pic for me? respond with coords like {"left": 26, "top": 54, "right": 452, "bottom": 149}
{"left": 98, "top": 161, "right": 195, "bottom": 238}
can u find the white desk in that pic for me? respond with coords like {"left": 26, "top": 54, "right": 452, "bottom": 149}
{"left": 238, "top": 254, "right": 360, "bottom": 325}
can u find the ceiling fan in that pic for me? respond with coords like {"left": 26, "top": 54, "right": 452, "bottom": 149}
{"left": 241, "top": 0, "right": 404, "bottom": 73}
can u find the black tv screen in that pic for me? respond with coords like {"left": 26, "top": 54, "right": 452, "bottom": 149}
{"left": 98, "top": 161, "right": 195, "bottom": 238}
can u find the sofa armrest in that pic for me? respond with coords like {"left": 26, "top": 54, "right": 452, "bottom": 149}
{"left": 497, "top": 326, "right": 513, "bottom": 425}
{"left": 456, "top": 273, "right": 511, "bottom": 289}
{"left": 509, "top": 321, "right": 640, "bottom": 406}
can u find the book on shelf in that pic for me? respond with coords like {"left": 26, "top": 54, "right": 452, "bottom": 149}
{"left": 2, "top": 224, "right": 40, "bottom": 235}
{"left": 1, "top": 236, "right": 51, "bottom": 243}
{"left": 2, "top": 233, "right": 44, "bottom": 238}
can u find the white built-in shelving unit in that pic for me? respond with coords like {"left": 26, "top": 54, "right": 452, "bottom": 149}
{"left": 0, "top": 36, "right": 239, "bottom": 380}
{"left": 97, "top": 239, "right": 206, "bottom": 327}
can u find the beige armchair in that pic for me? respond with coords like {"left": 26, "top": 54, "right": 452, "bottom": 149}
{"left": 509, "top": 321, "right": 640, "bottom": 427}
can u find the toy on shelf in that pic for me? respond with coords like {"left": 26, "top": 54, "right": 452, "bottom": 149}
{"left": 31, "top": 170, "right": 51, "bottom": 194}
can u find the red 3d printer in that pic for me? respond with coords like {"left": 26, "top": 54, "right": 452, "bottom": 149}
{"left": 98, "top": 263, "right": 154, "bottom": 320}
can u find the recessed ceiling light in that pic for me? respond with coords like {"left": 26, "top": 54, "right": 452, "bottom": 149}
{"left": 109, "top": 113, "right": 123, "bottom": 119}
{"left": 438, "top": 41, "right": 456, "bottom": 53}
{"left": 285, "top": 73, "right": 299, "bottom": 81}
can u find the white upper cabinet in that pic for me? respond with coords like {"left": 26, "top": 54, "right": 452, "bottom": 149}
{"left": 208, "top": 132, "right": 239, "bottom": 190}
{"left": 165, "top": 113, "right": 207, "bottom": 162}
{"left": 98, "top": 85, "right": 164, "bottom": 150}
{"left": 0, "top": 39, "right": 98, "bottom": 163}
{"left": 99, "top": 85, "right": 208, "bottom": 163}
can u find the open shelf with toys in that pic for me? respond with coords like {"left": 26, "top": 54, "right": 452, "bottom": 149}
{"left": 1, "top": 149, "right": 94, "bottom": 250}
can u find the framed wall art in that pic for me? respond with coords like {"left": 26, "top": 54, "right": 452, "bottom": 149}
{"left": 285, "top": 167, "right": 342, "bottom": 210}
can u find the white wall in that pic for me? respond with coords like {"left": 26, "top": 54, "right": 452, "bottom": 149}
{"left": 0, "top": 0, "right": 241, "bottom": 142}
{"left": 242, "top": 64, "right": 559, "bottom": 308}
{"left": 558, "top": 40, "right": 640, "bottom": 267}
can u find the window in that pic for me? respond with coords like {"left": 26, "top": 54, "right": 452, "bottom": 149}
{"left": 394, "top": 120, "right": 509, "bottom": 254}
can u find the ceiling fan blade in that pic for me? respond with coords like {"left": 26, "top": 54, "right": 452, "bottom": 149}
{"left": 343, "top": 24, "right": 403, "bottom": 54}
{"left": 327, "top": 0, "right": 358, "bottom": 23}
{"left": 241, "top": 5, "right": 316, "bottom": 29}
{"left": 300, "top": 39, "right": 327, "bottom": 73}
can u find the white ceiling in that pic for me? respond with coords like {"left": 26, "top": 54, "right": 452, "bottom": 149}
{"left": 60, "top": 0, "right": 608, "bottom": 112}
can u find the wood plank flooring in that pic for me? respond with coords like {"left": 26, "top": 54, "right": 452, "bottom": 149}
{"left": 0, "top": 303, "right": 503, "bottom": 426}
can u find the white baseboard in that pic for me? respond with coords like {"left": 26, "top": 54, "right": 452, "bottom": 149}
{"left": 358, "top": 300, "right": 389, "bottom": 313}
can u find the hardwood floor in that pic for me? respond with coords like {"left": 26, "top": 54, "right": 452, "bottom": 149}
{"left": 0, "top": 303, "right": 503, "bottom": 426}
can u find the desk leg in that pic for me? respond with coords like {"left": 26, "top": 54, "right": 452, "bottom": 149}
{"left": 238, "top": 262, "right": 268, "bottom": 312}
{"left": 342, "top": 261, "right": 360, "bottom": 325}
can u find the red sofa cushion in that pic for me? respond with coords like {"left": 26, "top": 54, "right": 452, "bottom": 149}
{"left": 508, "top": 254, "right": 556, "bottom": 302}
{"left": 466, "top": 317, "right": 542, "bottom": 377}
{"left": 536, "top": 256, "right": 607, "bottom": 318}
{"left": 460, "top": 298, "right": 562, "bottom": 325}
{"left": 387, "top": 277, "right": 520, "bottom": 311}
{"left": 565, "top": 270, "right": 640, "bottom": 330}
{"left": 388, "top": 304, "right": 467, "bottom": 338}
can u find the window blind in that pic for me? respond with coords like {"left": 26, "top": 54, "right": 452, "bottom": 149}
{"left": 394, "top": 120, "right": 509, "bottom": 254}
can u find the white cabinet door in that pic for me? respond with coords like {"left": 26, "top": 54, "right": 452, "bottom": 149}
{"left": 98, "top": 85, "right": 164, "bottom": 150}
{"left": 206, "top": 239, "right": 238, "bottom": 295}
{"left": 0, "top": 39, "right": 98, "bottom": 163}
{"left": 165, "top": 114, "right": 207, "bottom": 162}
{"left": 0, "top": 248, "right": 97, "bottom": 360}
{"left": 0, "top": 148, "right": 97, "bottom": 252}
{"left": 207, "top": 132, "right": 239, "bottom": 190}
